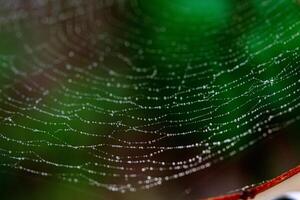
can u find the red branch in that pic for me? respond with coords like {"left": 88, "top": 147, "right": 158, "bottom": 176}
{"left": 205, "top": 164, "right": 300, "bottom": 200}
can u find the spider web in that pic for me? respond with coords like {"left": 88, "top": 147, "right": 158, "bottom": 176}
{"left": 0, "top": 0, "right": 300, "bottom": 193}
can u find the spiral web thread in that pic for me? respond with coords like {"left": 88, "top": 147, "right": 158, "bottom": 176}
{"left": 0, "top": 0, "right": 299, "bottom": 193}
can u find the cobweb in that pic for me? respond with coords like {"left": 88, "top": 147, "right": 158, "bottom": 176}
{"left": 0, "top": 0, "right": 300, "bottom": 193}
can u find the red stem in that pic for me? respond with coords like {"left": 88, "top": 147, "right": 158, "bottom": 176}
{"left": 205, "top": 164, "right": 300, "bottom": 200}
